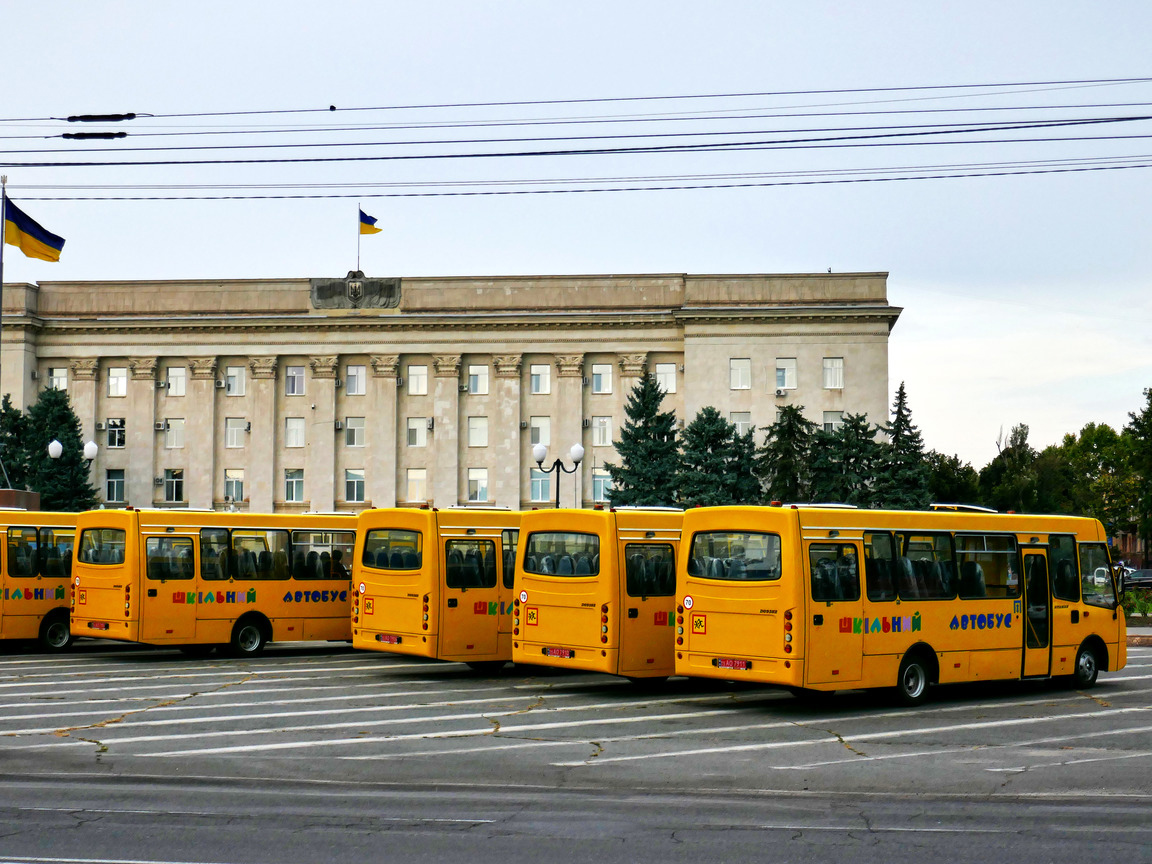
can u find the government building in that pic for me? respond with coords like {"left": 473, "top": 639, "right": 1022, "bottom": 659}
{"left": 0, "top": 272, "right": 901, "bottom": 511}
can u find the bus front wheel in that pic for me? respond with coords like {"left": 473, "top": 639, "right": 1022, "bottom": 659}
{"left": 230, "top": 619, "right": 268, "bottom": 657}
{"left": 1071, "top": 643, "right": 1100, "bottom": 689}
{"left": 895, "top": 653, "right": 930, "bottom": 706}
{"left": 39, "top": 611, "right": 73, "bottom": 652}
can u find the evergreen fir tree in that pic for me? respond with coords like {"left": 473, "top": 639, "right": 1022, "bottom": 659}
{"left": 602, "top": 371, "right": 680, "bottom": 506}
{"left": 24, "top": 388, "right": 99, "bottom": 511}
{"left": 0, "top": 394, "right": 29, "bottom": 490}
{"left": 755, "top": 404, "right": 817, "bottom": 502}
{"left": 873, "top": 382, "right": 931, "bottom": 510}
{"left": 729, "top": 426, "right": 763, "bottom": 504}
{"left": 677, "top": 406, "right": 739, "bottom": 507}
{"left": 925, "top": 450, "right": 981, "bottom": 505}
{"left": 809, "top": 412, "right": 881, "bottom": 507}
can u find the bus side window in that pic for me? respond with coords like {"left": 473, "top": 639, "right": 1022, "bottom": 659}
{"left": 809, "top": 543, "right": 859, "bottom": 602}
{"left": 864, "top": 532, "right": 896, "bottom": 602}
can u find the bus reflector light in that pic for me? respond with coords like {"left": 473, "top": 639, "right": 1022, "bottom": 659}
{"left": 784, "top": 610, "right": 792, "bottom": 621}
{"left": 676, "top": 636, "right": 683, "bottom": 645}
{"left": 514, "top": 627, "right": 519, "bottom": 635}
{"left": 601, "top": 625, "right": 608, "bottom": 634}
{"left": 676, "top": 615, "right": 683, "bottom": 624}
{"left": 784, "top": 633, "right": 792, "bottom": 643}
{"left": 601, "top": 615, "right": 608, "bottom": 623}
{"left": 677, "top": 605, "right": 683, "bottom": 614}
{"left": 601, "top": 604, "right": 608, "bottom": 613}
{"left": 784, "top": 644, "right": 792, "bottom": 653}
{"left": 422, "top": 623, "right": 428, "bottom": 630}
{"left": 784, "top": 622, "right": 792, "bottom": 631}
{"left": 600, "top": 635, "right": 608, "bottom": 643}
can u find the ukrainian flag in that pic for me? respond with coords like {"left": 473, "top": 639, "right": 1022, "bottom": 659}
{"left": 3, "top": 196, "right": 65, "bottom": 262}
{"left": 359, "top": 208, "right": 382, "bottom": 235}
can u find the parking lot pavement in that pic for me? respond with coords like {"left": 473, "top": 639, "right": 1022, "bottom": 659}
{"left": 2, "top": 641, "right": 1150, "bottom": 799}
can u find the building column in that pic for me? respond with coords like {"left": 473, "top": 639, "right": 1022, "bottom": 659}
{"left": 248, "top": 357, "right": 278, "bottom": 513}
{"left": 176, "top": 358, "right": 212, "bottom": 509}
{"left": 128, "top": 358, "right": 159, "bottom": 506}
{"left": 554, "top": 353, "right": 585, "bottom": 510}
{"left": 307, "top": 356, "right": 338, "bottom": 511}
{"left": 431, "top": 354, "right": 461, "bottom": 507}
{"left": 492, "top": 354, "right": 522, "bottom": 509}
{"left": 69, "top": 359, "right": 100, "bottom": 497}
{"left": 368, "top": 354, "right": 399, "bottom": 508}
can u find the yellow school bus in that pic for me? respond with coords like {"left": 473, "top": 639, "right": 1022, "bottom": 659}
{"left": 71, "top": 508, "right": 357, "bottom": 656}
{"left": 512, "top": 507, "right": 682, "bottom": 680}
{"left": 675, "top": 505, "right": 1126, "bottom": 704}
{"left": 352, "top": 507, "right": 521, "bottom": 671}
{"left": 0, "top": 511, "right": 77, "bottom": 651}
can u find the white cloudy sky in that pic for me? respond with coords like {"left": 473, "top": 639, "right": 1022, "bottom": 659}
{"left": 2, "top": 1, "right": 1150, "bottom": 467}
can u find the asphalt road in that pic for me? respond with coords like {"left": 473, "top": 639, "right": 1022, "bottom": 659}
{"left": 1, "top": 640, "right": 1149, "bottom": 863}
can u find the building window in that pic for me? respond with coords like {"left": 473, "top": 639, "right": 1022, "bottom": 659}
{"left": 226, "top": 365, "right": 245, "bottom": 396}
{"left": 530, "top": 416, "right": 550, "bottom": 446}
{"left": 823, "top": 357, "right": 844, "bottom": 390}
{"left": 165, "top": 418, "right": 185, "bottom": 449}
{"left": 225, "top": 418, "right": 247, "bottom": 448}
{"left": 345, "top": 469, "right": 365, "bottom": 503}
{"left": 107, "top": 418, "right": 126, "bottom": 449}
{"left": 655, "top": 363, "right": 677, "bottom": 394}
{"left": 731, "top": 412, "right": 752, "bottom": 435}
{"left": 345, "top": 417, "right": 365, "bottom": 447}
{"left": 776, "top": 358, "right": 797, "bottom": 390}
{"left": 823, "top": 411, "right": 844, "bottom": 432}
{"left": 592, "top": 468, "right": 612, "bottom": 502}
{"left": 408, "top": 365, "right": 428, "bottom": 396}
{"left": 47, "top": 368, "right": 68, "bottom": 391}
{"left": 730, "top": 358, "right": 751, "bottom": 390}
{"left": 284, "top": 469, "right": 304, "bottom": 502}
{"left": 106, "top": 469, "right": 125, "bottom": 503}
{"left": 407, "top": 417, "right": 427, "bottom": 447}
{"left": 285, "top": 417, "right": 305, "bottom": 448}
{"left": 164, "top": 469, "right": 184, "bottom": 503}
{"left": 108, "top": 367, "right": 127, "bottom": 398}
{"left": 345, "top": 364, "right": 366, "bottom": 396}
{"left": 529, "top": 364, "right": 550, "bottom": 395}
{"left": 467, "top": 365, "right": 489, "bottom": 395}
{"left": 467, "top": 468, "right": 488, "bottom": 502}
{"left": 591, "top": 363, "right": 612, "bottom": 394}
{"left": 286, "top": 365, "right": 305, "bottom": 396}
{"left": 592, "top": 416, "right": 612, "bottom": 447}
{"left": 224, "top": 469, "right": 244, "bottom": 503}
{"left": 530, "top": 468, "right": 550, "bottom": 503}
{"left": 468, "top": 416, "right": 488, "bottom": 448}
{"left": 406, "top": 468, "right": 427, "bottom": 502}
{"left": 166, "top": 366, "right": 186, "bottom": 397}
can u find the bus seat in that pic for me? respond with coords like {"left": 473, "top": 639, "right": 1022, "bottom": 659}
{"left": 389, "top": 550, "right": 404, "bottom": 569}
{"left": 556, "top": 556, "right": 574, "bottom": 575}
{"left": 504, "top": 550, "right": 515, "bottom": 576}
{"left": 708, "top": 557, "right": 726, "bottom": 580}
{"left": 372, "top": 549, "right": 388, "bottom": 569}
{"left": 402, "top": 551, "right": 419, "bottom": 568}
{"left": 258, "top": 550, "right": 272, "bottom": 578}
{"left": 574, "top": 555, "right": 591, "bottom": 575}
{"left": 306, "top": 551, "right": 321, "bottom": 579}
{"left": 461, "top": 556, "right": 481, "bottom": 588}
{"left": 541, "top": 555, "right": 555, "bottom": 575}
{"left": 727, "top": 558, "right": 746, "bottom": 580}
{"left": 626, "top": 554, "right": 646, "bottom": 595}
{"left": 836, "top": 556, "right": 858, "bottom": 599}
{"left": 687, "top": 557, "right": 702, "bottom": 577}
{"left": 592, "top": 554, "right": 599, "bottom": 571}
{"left": 525, "top": 555, "right": 538, "bottom": 572}
{"left": 897, "top": 557, "right": 918, "bottom": 598}
{"left": 483, "top": 549, "right": 496, "bottom": 583}
{"left": 320, "top": 551, "right": 332, "bottom": 579}
{"left": 960, "top": 561, "right": 986, "bottom": 597}
{"left": 654, "top": 560, "right": 674, "bottom": 593}
{"left": 1055, "top": 560, "right": 1077, "bottom": 598}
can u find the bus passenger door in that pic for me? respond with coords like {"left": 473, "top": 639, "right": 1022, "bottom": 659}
{"left": 804, "top": 541, "right": 864, "bottom": 685}
{"left": 440, "top": 538, "right": 500, "bottom": 658}
{"left": 1022, "top": 551, "right": 1051, "bottom": 677}
{"left": 140, "top": 535, "right": 198, "bottom": 641}
{"left": 618, "top": 541, "right": 677, "bottom": 677}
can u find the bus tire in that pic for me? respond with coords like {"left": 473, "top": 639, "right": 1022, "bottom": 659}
{"left": 1071, "top": 642, "right": 1100, "bottom": 689}
{"left": 38, "top": 610, "right": 73, "bottom": 652}
{"left": 465, "top": 660, "right": 507, "bottom": 674}
{"left": 895, "top": 652, "right": 931, "bottom": 706}
{"left": 229, "top": 617, "right": 268, "bottom": 658}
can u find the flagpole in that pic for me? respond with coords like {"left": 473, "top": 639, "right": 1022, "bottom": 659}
{"left": 356, "top": 203, "right": 361, "bottom": 273}
{"left": 0, "top": 176, "right": 11, "bottom": 489}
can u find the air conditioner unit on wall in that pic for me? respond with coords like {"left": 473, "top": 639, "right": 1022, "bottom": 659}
{"left": 153, "top": 477, "right": 164, "bottom": 487}
{"left": 29, "top": 370, "right": 38, "bottom": 380}
{"left": 519, "top": 420, "right": 528, "bottom": 429}
{"left": 156, "top": 380, "right": 168, "bottom": 389}
{"left": 395, "top": 376, "right": 404, "bottom": 386}
{"left": 335, "top": 379, "right": 343, "bottom": 388}
{"left": 95, "top": 422, "right": 106, "bottom": 431}
{"left": 154, "top": 421, "right": 168, "bottom": 431}
{"left": 582, "top": 418, "right": 591, "bottom": 428}
{"left": 775, "top": 388, "right": 787, "bottom": 397}
{"left": 426, "top": 418, "right": 435, "bottom": 430}
{"left": 334, "top": 420, "right": 344, "bottom": 430}
{"left": 215, "top": 380, "right": 226, "bottom": 389}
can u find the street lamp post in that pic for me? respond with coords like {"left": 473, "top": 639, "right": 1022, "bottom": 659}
{"left": 48, "top": 438, "right": 99, "bottom": 468}
{"left": 533, "top": 442, "right": 585, "bottom": 509}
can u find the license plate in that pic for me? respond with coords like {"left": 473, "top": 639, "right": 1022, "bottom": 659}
{"left": 713, "top": 657, "right": 750, "bottom": 670}
{"left": 376, "top": 634, "right": 401, "bottom": 644}
{"left": 88, "top": 622, "right": 110, "bottom": 631}
{"left": 543, "top": 647, "right": 574, "bottom": 659}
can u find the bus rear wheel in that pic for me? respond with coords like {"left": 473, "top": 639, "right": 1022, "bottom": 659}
{"left": 895, "top": 653, "right": 930, "bottom": 706}
{"left": 230, "top": 619, "right": 268, "bottom": 657}
{"left": 465, "top": 660, "right": 507, "bottom": 674}
{"left": 38, "top": 611, "right": 73, "bottom": 652}
{"left": 1071, "top": 643, "right": 1100, "bottom": 689}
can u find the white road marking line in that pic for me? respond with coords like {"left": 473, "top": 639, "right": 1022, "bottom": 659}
{"left": 551, "top": 704, "right": 1152, "bottom": 766}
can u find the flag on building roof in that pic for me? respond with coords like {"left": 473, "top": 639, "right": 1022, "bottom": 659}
{"left": 3, "top": 195, "right": 65, "bottom": 262}
{"left": 359, "top": 208, "right": 382, "bottom": 235}
{"left": 3, "top": 195, "right": 65, "bottom": 263}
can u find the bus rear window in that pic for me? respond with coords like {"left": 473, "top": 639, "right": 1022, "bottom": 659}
{"left": 78, "top": 528, "right": 127, "bottom": 565}
{"left": 362, "top": 529, "right": 422, "bottom": 570}
{"left": 523, "top": 532, "right": 599, "bottom": 576}
{"left": 688, "top": 531, "right": 781, "bottom": 581}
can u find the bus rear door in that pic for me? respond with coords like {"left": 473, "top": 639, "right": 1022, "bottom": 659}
{"left": 804, "top": 539, "right": 864, "bottom": 686}
{"left": 439, "top": 527, "right": 502, "bottom": 660}
{"left": 617, "top": 529, "right": 678, "bottom": 678}
{"left": 140, "top": 531, "right": 198, "bottom": 641}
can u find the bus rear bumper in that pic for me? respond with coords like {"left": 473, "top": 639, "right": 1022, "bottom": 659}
{"left": 353, "top": 629, "right": 435, "bottom": 658}
{"left": 515, "top": 640, "right": 618, "bottom": 675}
{"left": 675, "top": 651, "right": 801, "bottom": 686}
{"left": 70, "top": 616, "right": 140, "bottom": 643}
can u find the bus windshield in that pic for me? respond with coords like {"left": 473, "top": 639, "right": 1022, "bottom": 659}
{"left": 688, "top": 531, "right": 781, "bottom": 581}
{"left": 522, "top": 532, "right": 599, "bottom": 576}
